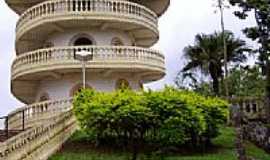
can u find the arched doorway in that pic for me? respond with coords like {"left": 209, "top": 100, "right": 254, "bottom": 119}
{"left": 70, "top": 34, "right": 96, "bottom": 56}
{"left": 74, "top": 37, "right": 93, "bottom": 46}
{"left": 70, "top": 34, "right": 96, "bottom": 46}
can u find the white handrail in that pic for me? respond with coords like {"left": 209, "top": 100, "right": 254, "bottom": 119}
{"left": 16, "top": 0, "right": 158, "bottom": 37}
{"left": 12, "top": 46, "right": 165, "bottom": 79}
{"left": 7, "top": 98, "right": 73, "bottom": 130}
{"left": 0, "top": 110, "right": 76, "bottom": 159}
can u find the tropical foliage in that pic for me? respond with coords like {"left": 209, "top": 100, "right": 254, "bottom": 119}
{"left": 229, "top": 0, "right": 270, "bottom": 122}
{"left": 226, "top": 66, "right": 265, "bottom": 97}
{"left": 179, "top": 31, "right": 250, "bottom": 96}
{"left": 177, "top": 66, "right": 266, "bottom": 97}
{"left": 73, "top": 88, "right": 228, "bottom": 152}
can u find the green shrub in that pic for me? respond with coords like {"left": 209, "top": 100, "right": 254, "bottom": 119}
{"left": 143, "top": 87, "right": 228, "bottom": 147}
{"left": 73, "top": 87, "right": 228, "bottom": 150}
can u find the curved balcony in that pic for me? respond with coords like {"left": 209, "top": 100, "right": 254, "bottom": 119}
{"left": 6, "top": 0, "right": 170, "bottom": 17}
{"left": 15, "top": 0, "right": 159, "bottom": 54}
{"left": 131, "top": 0, "right": 170, "bottom": 17}
{"left": 11, "top": 46, "right": 165, "bottom": 103}
{"left": 12, "top": 46, "right": 165, "bottom": 79}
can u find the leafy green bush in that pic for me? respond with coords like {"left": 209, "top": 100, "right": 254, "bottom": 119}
{"left": 73, "top": 87, "right": 228, "bottom": 150}
{"left": 143, "top": 88, "right": 228, "bottom": 147}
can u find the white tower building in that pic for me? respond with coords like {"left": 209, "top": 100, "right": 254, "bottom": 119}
{"left": 6, "top": 0, "right": 169, "bottom": 104}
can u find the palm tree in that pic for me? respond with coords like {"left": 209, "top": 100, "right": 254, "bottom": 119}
{"left": 181, "top": 31, "right": 249, "bottom": 96}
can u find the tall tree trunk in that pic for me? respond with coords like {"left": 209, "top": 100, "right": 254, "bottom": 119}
{"left": 210, "top": 63, "right": 220, "bottom": 96}
{"left": 213, "top": 76, "right": 220, "bottom": 96}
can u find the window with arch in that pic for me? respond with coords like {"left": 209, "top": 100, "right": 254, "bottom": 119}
{"left": 70, "top": 34, "right": 96, "bottom": 46}
{"left": 74, "top": 37, "right": 93, "bottom": 46}
{"left": 111, "top": 37, "right": 124, "bottom": 46}
{"left": 70, "top": 83, "right": 93, "bottom": 97}
{"left": 115, "top": 79, "right": 130, "bottom": 90}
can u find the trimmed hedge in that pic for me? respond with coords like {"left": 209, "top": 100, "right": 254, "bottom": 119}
{"left": 73, "top": 87, "right": 228, "bottom": 149}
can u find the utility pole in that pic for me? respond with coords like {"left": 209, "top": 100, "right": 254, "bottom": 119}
{"left": 218, "top": 0, "right": 229, "bottom": 98}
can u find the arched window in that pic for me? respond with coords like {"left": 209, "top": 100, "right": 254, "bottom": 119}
{"left": 70, "top": 83, "right": 93, "bottom": 97}
{"left": 39, "top": 93, "right": 50, "bottom": 102}
{"left": 70, "top": 34, "right": 96, "bottom": 46}
{"left": 115, "top": 79, "right": 130, "bottom": 90}
{"left": 111, "top": 37, "right": 124, "bottom": 46}
{"left": 74, "top": 37, "right": 93, "bottom": 46}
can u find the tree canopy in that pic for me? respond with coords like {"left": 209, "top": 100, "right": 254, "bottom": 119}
{"left": 229, "top": 0, "right": 270, "bottom": 122}
{"left": 179, "top": 31, "right": 250, "bottom": 96}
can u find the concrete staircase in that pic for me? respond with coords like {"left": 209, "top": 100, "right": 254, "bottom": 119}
{"left": 0, "top": 130, "right": 21, "bottom": 143}
{"left": 0, "top": 98, "right": 77, "bottom": 160}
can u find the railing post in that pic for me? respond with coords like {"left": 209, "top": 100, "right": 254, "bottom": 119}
{"left": 5, "top": 116, "right": 9, "bottom": 139}
{"left": 22, "top": 110, "right": 25, "bottom": 131}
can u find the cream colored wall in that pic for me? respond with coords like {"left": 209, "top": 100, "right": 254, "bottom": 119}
{"left": 35, "top": 72, "right": 141, "bottom": 102}
{"left": 37, "top": 28, "right": 140, "bottom": 102}
{"left": 46, "top": 28, "right": 134, "bottom": 47}
{"left": 36, "top": 28, "right": 140, "bottom": 102}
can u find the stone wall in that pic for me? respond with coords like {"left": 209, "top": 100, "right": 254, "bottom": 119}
{"left": 244, "top": 122, "right": 270, "bottom": 152}
{"left": 230, "top": 97, "right": 265, "bottom": 120}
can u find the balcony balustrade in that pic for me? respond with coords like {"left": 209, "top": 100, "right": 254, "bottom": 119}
{"left": 16, "top": 0, "right": 158, "bottom": 50}
{"left": 12, "top": 46, "right": 165, "bottom": 80}
{"left": 7, "top": 98, "right": 73, "bottom": 130}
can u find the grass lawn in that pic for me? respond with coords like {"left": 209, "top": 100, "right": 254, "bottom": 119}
{"left": 49, "top": 127, "right": 270, "bottom": 160}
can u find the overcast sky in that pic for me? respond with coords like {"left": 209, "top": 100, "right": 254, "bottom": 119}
{"left": 0, "top": 0, "right": 256, "bottom": 116}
